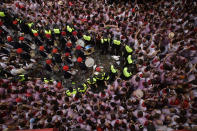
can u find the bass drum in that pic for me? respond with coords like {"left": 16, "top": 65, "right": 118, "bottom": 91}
{"left": 85, "top": 57, "right": 95, "bottom": 68}
{"left": 76, "top": 39, "right": 85, "bottom": 47}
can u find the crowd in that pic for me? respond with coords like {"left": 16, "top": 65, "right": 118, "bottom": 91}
{"left": 0, "top": 0, "right": 197, "bottom": 131}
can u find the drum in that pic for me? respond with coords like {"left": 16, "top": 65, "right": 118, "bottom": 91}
{"left": 85, "top": 57, "right": 95, "bottom": 68}
{"left": 76, "top": 39, "right": 85, "bottom": 47}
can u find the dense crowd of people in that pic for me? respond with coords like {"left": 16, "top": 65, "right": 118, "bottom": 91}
{"left": 0, "top": 0, "right": 197, "bottom": 131}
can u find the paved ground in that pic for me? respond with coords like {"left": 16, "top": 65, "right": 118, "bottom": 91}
{"left": 24, "top": 39, "right": 119, "bottom": 88}
{"left": 71, "top": 46, "right": 118, "bottom": 87}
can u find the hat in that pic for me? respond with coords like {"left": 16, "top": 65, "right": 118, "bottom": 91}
{"left": 34, "top": 33, "right": 39, "bottom": 37}
{"left": 16, "top": 48, "right": 23, "bottom": 54}
{"left": 76, "top": 45, "right": 82, "bottom": 50}
{"left": 65, "top": 52, "right": 70, "bottom": 57}
{"left": 66, "top": 42, "right": 72, "bottom": 47}
{"left": 19, "top": 36, "right": 24, "bottom": 41}
{"left": 132, "top": 8, "right": 135, "bottom": 13}
{"left": 39, "top": 46, "right": 44, "bottom": 51}
{"left": 57, "top": 82, "right": 62, "bottom": 88}
{"left": 96, "top": 67, "right": 101, "bottom": 72}
{"left": 16, "top": 97, "right": 22, "bottom": 102}
{"left": 69, "top": 1, "right": 73, "bottom": 6}
{"left": 63, "top": 65, "right": 69, "bottom": 71}
{"left": 13, "top": 20, "right": 18, "bottom": 25}
{"left": 72, "top": 31, "right": 77, "bottom": 36}
{"left": 7, "top": 36, "right": 12, "bottom": 42}
{"left": 168, "top": 32, "right": 174, "bottom": 39}
{"left": 61, "top": 31, "right": 66, "bottom": 36}
{"left": 46, "top": 59, "right": 52, "bottom": 65}
{"left": 52, "top": 48, "right": 58, "bottom": 53}
{"left": 77, "top": 57, "right": 82, "bottom": 63}
{"left": 46, "top": 34, "right": 51, "bottom": 38}
{"left": 26, "top": 93, "right": 31, "bottom": 97}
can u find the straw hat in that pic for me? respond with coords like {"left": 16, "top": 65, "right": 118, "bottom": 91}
{"left": 133, "top": 89, "right": 144, "bottom": 98}
{"left": 58, "top": 1, "right": 63, "bottom": 5}
{"left": 168, "top": 32, "right": 174, "bottom": 39}
{"left": 48, "top": 54, "right": 52, "bottom": 59}
{"left": 48, "top": 1, "right": 53, "bottom": 6}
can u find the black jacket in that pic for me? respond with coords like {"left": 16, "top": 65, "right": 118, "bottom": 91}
{"left": 64, "top": 71, "right": 72, "bottom": 79}
{"left": 45, "top": 64, "right": 52, "bottom": 72}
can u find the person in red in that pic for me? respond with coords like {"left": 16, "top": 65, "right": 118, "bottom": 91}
{"left": 33, "top": 32, "right": 43, "bottom": 46}
{"left": 65, "top": 42, "right": 72, "bottom": 53}
{"left": 7, "top": 36, "right": 13, "bottom": 42}
{"left": 16, "top": 47, "right": 31, "bottom": 60}
{"left": 61, "top": 31, "right": 66, "bottom": 36}
{"left": 75, "top": 45, "right": 86, "bottom": 60}
{"left": 16, "top": 48, "right": 23, "bottom": 54}
{"left": 19, "top": 36, "right": 24, "bottom": 41}
{"left": 60, "top": 31, "right": 67, "bottom": 49}
{"left": 52, "top": 48, "right": 62, "bottom": 63}
{"left": 77, "top": 57, "right": 87, "bottom": 71}
{"left": 63, "top": 65, "right": 72, "bottom": 79}
{"left": 12, "top": 20, "right": 18, "bottom": 25}
{"left": 64, "top": 52, "right": 73, "bottom": 65}
{"left": 56, "top": 82, "right": 62, "bottom": 89}
{"left": 16, "top": 97, "right": 22, "bottom": 103}
{"left": 71, "top": 30, "right": 78, "bottom": 42}
{"left": 45, "top": 59, "right": 53, "bottom": 72}
{"left": 96, "top": 67, "right": 101, "bottom": 72}
{"left": 45, "top": 33, "right": 51, "bottom": 39}
{"left": 72, "top": 31, "right": 77, "bottom": 36}
{"left": 39, "top": 46, "right": 47, "bottom": 57}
